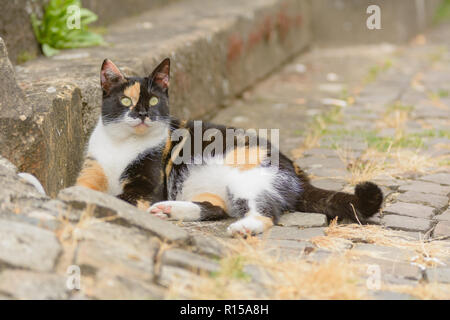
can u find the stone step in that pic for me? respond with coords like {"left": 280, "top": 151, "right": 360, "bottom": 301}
{"left": 311, "top": 0, "right": 442, "bottom": 46}
{"left": 1, "top": 0, "right": 181, "bottom": 65}
{"left": 1, "top": 0, "right": 311, "bottom": 196}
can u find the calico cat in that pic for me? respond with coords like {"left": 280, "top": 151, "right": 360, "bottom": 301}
{"left": 76, "top": 58, "right": 383, "bottom": 236}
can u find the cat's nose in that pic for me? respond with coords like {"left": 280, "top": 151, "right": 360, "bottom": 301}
{"left": 138, "top": 111, "right": 148, "bottom": 120}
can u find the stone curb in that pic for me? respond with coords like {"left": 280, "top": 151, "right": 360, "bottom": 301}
{"left": 1, "top": 0, "right": 311, "bottom": 196}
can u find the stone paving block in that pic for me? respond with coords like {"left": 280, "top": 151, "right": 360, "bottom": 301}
{"left": 0, "top": 156, "right": 17, "bottom": 174}
{"left": 371, "top": 177, "right": 405, "bottom": 189}
{"left": 87, "top": 271, "right": 165, "bottom": 300}
{"left": 378, "top": 185, "right": 393, "bottom": 198}
{"left": 419, "top": 173, "right": 450, "bottom": 186}
{"left": 383, "top": 202, "right": 435, "bottom": 219}
{"left": 389, "top": 230, "right": 425, "bottom": 241}
{"left": 304, "top": 248, "right": 333, "bottom": 263}
{"left": 191, "top": 234, "right": 227, "bottom": 258}
{"left": 73, "top": 220, "right": 158, "bottom": 254}
{"left": 354, "top": 255, "right": 422, "bottom": 282}
{"left": 58, "top": 186, "right": 189, "bottom": 243}
{"left": 413, "top": 106, "right": 450, "bottom": 118}
{"left": 433, "top": 221, "right": 450, "bottom": 238}
{"left": 0, "top": 209, "right": 61, "bottom": 232}
{"left": 0, "top": 270, "right": 69, "bottom": 300}
{"left": 303, "top": 148, "right": 339, "bottom": 158}
{"left": 161, "top": 248, "right": 220, "bottom": 274}
{"left": 76, "top": 240, "right": 155, "bottom": 282}
{"left": 0, "top": 219, "right": 61, "bottom": 272}
{"left": 243, "top": 264, "right": 274, "bottom": 286}
{"left": 366, "top": 213, "right": 383, "bottom": 225}
{"left": 436, "top": 209, "right": 450, "bottom": 222}
{"left": 398, "top": 181, "right": 450, "bottom": 196}
{"left": 381, "top": 274, "right": 420, "bottom": 286}
{"left": 263, "top": 226, "right": 325, "bottom": 241}
{"left": 263, "top": 239, "right": 312, "bottom": 251}
{"left": 353, "top": 244, "right": 415, "bottom": 261}
{"left": 157, "top": 265, "right": 204, "bottom": 289}
{"left": 305, "top": 167, "right": 350, "bottom": 179}
{"left": 382, "top": 214, "right": 432, "bottom": 232}
{"left": 425, "top": 267, "right": 450, "bottom": 284}
{"left": 396, "top": 191, "right": 448, "bottom": 210}
{"left": 295, "top": 157, "right": 346, "bottom": 170}
{"left": 278, "top": 212, "right": 327, "bottom": 228}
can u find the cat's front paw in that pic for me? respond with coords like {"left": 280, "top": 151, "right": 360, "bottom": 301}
{"left": 148, "top": 201, "right": 202, "bottom": 221}
{"left": 227, "top": 215, "right": 273, "bottom": 237}
{"left": 148, "top": 202, "right": 171, "bottom": 219}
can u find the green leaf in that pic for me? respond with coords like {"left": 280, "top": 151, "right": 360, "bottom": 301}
{"left": 42, "top": 43, "right": 60, "bottom": 57}
{"left": 31, "top": 0, "right": 104, "bottom": 55}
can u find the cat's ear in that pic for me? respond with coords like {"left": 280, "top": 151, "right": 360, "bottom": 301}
{"left": 149, "top": 58, "right": 170, "bottom": 91}
{"left": 100, "top": 59, "right": 126, "bottom": 94}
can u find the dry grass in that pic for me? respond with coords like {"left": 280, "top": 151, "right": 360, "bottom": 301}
{"left": 167, "top": 236, "right": 368, "bottom": 300}
{"left": 166, "top": 220, "right": 450, "bottom": 300}
{"left": 336, "top": 147, "right": 386, "bottom": 185}
{"left": 336, "top": 143, "right": 447, "bottom": 185}
{"left": 378, "top": 109, "right": 409, "bottom": 132}
{"left": 323, "top": 220, "right": 450, "bottom": 265}
{"left": 267, "top": 256, "right": 367, "bottom": 299}
{"left": 291, "top": 130, "right": 321, "bottom": 158}
{"left": 55, "top": 204, "right": 97, "bottom": 245}
{"left": 55, "top": 204, "right": 122, "bottom": 246}
{"left": 388, "top": 149, "right": 441, "bottom": 174}
{"left": 291, "top": 106, "right": 343, "bottom": 159}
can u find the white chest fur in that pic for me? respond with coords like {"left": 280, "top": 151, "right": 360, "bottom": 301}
{"left": 87, "top": 119, "right": 168, "bottom": 196}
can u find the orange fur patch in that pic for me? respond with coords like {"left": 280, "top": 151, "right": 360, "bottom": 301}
{"left": 293, "top": 163, "right": 303, "bottom": 175}
{"left": 225, "top": 146, "right": 263, "bottom": 171}
{"left": 165, "top": 161, "right": 173, "bottom": 178}
{"left": 76, "top": 158, "right": 108, "bottom": 192}
{"left": 136, "top": 199, "right": 150, "bottom": 211}
{"left": 124, "top": 82, "right": 140, "bottom": 106}
{"left": 191, "top": 192, "right": 227, "bottom": 211}
{"left": 162, "top": 134, "right": 172, "bottom": 160}
{"left": 253, "top": 215, "right": 273, "bottom": 231}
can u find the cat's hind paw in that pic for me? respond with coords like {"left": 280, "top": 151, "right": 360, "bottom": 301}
{"left": 148, "top": 201, "right": 202, "bottom": 221}
{"left": 227, "top": 215, "right": 273, "bottom": 237}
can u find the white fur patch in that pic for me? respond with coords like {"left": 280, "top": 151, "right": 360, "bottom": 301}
{"left": 87, "top": 118, "right": 168, "bottom": 195}
{"left": 148, "top": 201, "right": 201, "bottom": 221}
{"left": 227, "top": 215, "right": 265, "bottom": 236}
{"left": 177, "top": 158, "right": 278, "bottom": 214}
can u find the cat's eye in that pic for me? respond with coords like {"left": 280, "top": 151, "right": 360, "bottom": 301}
{"left": 149, "top": 97, "right": 159, "bottom": 106}
{"left": 120, "top": 97, "right": 132, "bottom": 107}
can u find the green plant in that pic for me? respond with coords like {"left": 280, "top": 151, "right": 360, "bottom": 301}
{"left": 16, "top": 51, "right": 37, "bottom": 64}
{"left": 211, "top": 256, "right": 251, "bottom": 281}
{"left": 31, "top": 0, "right": 104, "bottom": 56}
{"left": 434, "top": 0, "right": 450, "bottom": 23}
{"left": 364, "top": 59, "right": 392, "bottom": 84}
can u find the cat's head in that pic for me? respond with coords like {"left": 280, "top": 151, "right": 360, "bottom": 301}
{"left": 100, "top": 58, "right": 170, "bottom": 137}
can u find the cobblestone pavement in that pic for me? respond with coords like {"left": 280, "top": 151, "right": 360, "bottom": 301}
{"left": 178, "top": 23, "right": 450, "bottom": 298}
{"left": 1, "top": 23, "right": 450, "bottom": 300}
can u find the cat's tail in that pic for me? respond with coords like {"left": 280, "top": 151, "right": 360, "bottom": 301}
{"left": 297, "top": 181, "right": 383, "bottom": 222}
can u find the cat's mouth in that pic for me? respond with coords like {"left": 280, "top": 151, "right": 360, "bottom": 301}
{"left": 133, "top": 122, "right": 150, "bottom": 128}
{"left": 132, "top": 121, "right": 151, "bottom": 135}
